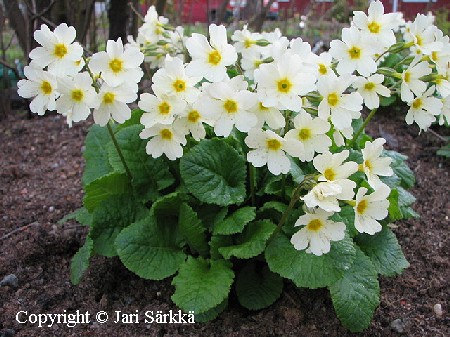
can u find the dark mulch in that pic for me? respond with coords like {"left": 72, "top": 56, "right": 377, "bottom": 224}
{"left": 0, "top": 110, "right": 449, "bottom": 337}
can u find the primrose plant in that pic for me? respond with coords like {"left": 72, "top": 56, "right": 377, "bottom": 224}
{"left": 18, "top": 1, "right": 449, "bottom": 332}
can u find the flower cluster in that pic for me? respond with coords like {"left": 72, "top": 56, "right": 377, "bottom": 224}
{"left": 17, "top": 1, "right": 449, "bottom": 257}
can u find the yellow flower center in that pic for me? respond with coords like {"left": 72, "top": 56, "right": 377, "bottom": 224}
{"left": 103, "top": 92, "right": 115, "bottom": 104}
{"left": 298, "top": 128, "right": 312, "bottom": 141}
{"left": 364, "top": 82, "right": 375, "bottom": 91}
{"left": 368, "top": 21, "right": 381, "bottom": 34}
{"left": 404, "top": 71, "right": 411, "bottom": 83}
{"left": 415, "top": 34, "right": 423, "bottom": 46}
{"left": 258, "top": 102, "right": 269, "bottom": 111}
{"left": 254, "top": 60, "right": 262, "bottom": 68}
{"left": 173, "top": 79, "right": 186, "bottom": 93}
{"left": 324, "top": 168, "right": 335, "bottom": 181}
{"left": 71, "top": 89, "right": 84, "bottom": 102}
{"left": 208, "top": 50, "right": 222, "bottom": 65}
{"left": 306, "top": 219, "right": 323, "bottom": 231}
{"left": 318, "top": 63, "right": 328, "bottom": 75}
{"left": 41, "top": 81, "right": 53, "bottom": 95}
{"left": 54, "top": 43, "right": 68, "bottom": 58}
{"left": 431, "top": 51, "right": 438, "bottom": 62}
{"left": 327, "top": 92, "right": 339, "bottom": 107}
{"left": 348, "top": 46, "right": 361, "bottom": 60}
{"left": 364, "top": 159, "right": 372, "bottom": 171}
{"left": 266, "top": 138, "right": 282, "bottom": 151}
{"left": 244, "top": 39, "right": 254, "bottom": 48}
{"left": 356, "top": 199, "right": 368, "bottom": 214}
{"left": 109, "top": 58, "right": 123, "bottom": 73}
{"left": 223, "top": 99, "right": 238, "bottom": 114}
{"left": 277, "top": 78, "right": 292, "bottom": 93}
{"left": 412, "top": 98, "right": 422, "bottom": 109}
{"left": 160, "top": 128, "right": 173, "bottom": 140}
{"left": 158, "top": 102, "right": 171, "bottom": 115}
{"left": 187, "top": 110, "right": 200, "bottom": 123}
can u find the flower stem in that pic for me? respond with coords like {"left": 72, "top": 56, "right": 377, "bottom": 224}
{"left": 107, "top": 122, "right": 132, "bottom": 181}
{"left": 350, "top": 108, "right": 377, "bottom": 147}
{"left": 249, "top": 163, "right": 256, "bottom": 207}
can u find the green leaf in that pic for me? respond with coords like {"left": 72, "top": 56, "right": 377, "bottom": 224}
{"left": 236, "top": 262, "right": 283, "bottom": 310}
{"left": 209, "top": 235, "right": 234, "bottom": 260}
{"left": 384, "top": 150, "right": 415, "bottom": 188}
{"left": 58, "top": 207, "right": 92, "bottom": 226}
{"left": 265, "top": 233, "right": 356, "bottom": 289}
{"left": 83, "top": 172, "right": 129, "bottom": 212}
{"left": 289, "top": 157, "right": 305, "bottom": 184}
{"left": 194, "top": 299, "right": 228, "bottom": 322}
{"left": 219, "top": 220, "right": 276, "bottom": 259}
{"left": 257, "top": 201, "right": 288, "bottom": 224}
{"left": 108, "top": 125, "right": 175, "bottom": 202}
{"left": 388, "top": 189, "right": 403, "bottom": 221}
{"left": 213, "top": 207, "right": 256, "bottom": 235}
{"left": 70, "top": 237, "right": 93, "bottom": 285}
{"left": 355, "top": 227, "right": 409, "bottom": 276}
{"left": 397, "top": 186, "right": 419, "bottom": 219}
{"left": 171, "top": 257, "right": 234, "bottom": 314}
{"left": 180, "top": 139, "right": 247, "bottom": 206}
{"left": 90, "top": 195, "right": 145, "bottom": 257}
{"left": 179, "top": 203, "right": 209, "bottom": 256}
{"left": 329, "top": 249, "right": 380, "bottom": 332}
{"left": 117, "top": 108, "right": 144, "bottom": 130}
{"left": 82, "top": 124, "right": 114, "bottom": 186}
{"left": 331, "top": 206, "right": 358, "bottom": 238}
{"left": 115, "top": 212, "right": 186, "bottom": 280}
{"left": 437, "top": 143, "right": 450, "bottom": 157}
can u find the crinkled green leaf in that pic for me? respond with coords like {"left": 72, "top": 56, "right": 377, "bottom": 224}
{"left": 265, "top": 233, "right": 356, "bottom": 289}
{"left": 171, "top": 257, "right": 234, "bottom": 314}
{"left": 82, "top": 124, "right": 114, "bottom": 186}
{"left": 108, "top": 125, "right": 175, "bottom": 202}
{"left": 209, "top": 235, "right": 234, "bottom": 260}
{"left": 329, "top": 249, "right": 380, "bottom": 332}
{"left": 397, "top": 186, "right": 419, "bottom": 219}
{"left": 213, "top": 207, "right": 256, "bottom": 235}
{"left": 355, "top": 227, "right": 409, "bottom": 277}
{"left": 179, "top": 203, "right": 209, "bottom": 256}
{"left": 58, "top": 207, "right": 92, "bottom": 226}
{"left": 384, "top": 150, "right": 415, "bottom": 188}
{"left": 115, "top": 212, "right": 186, "bottom": 280}
{"left": 195, "top": 298, "right": 228, "bottom": 322}
{"left": 236, "top": 262, "right": 283, "bottom": 310}
{"left": 388, "top": 188, "right": 403, "bottom": 221}
{"left": 83, "top": 172, "right": 129, "bottom": 212}
{"left": 180, "top": 139, "right": 246, "bottom": 206}
{"left": 90, "top": 195, "right": 145, "bottom": 257}
{"left": 70, "top": 237, "right": 93, "bottom": 285}
{"left": 219, "top": 220, "right": 276, "bottom": 259}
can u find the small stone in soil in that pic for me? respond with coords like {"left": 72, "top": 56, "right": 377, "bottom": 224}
{"left": 0, "top": 274, "right": 19, "bottom": 288}
{"left": 433, "top": 303, "right": 443, "bottom": 317}
{"left": 390, "top": 318, "right": 406, "bottom": 333}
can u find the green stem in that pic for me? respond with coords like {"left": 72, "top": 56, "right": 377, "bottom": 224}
{"left": 249, "top": 163, "right": 256, "bottom": 207}
{"left": 350, "top": 108, "right": 377, "bottom": 147}
{"left": 107, "top": 122, "right": 132, "bottom": 181}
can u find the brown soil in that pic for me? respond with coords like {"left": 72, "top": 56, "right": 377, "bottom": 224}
{"left": 0, "top": 110, "right": 449, "bottom": 337}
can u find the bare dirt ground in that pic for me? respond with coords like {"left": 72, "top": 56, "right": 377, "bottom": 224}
{"left": 0, "top": 109, "right": 449, "bottom": 337}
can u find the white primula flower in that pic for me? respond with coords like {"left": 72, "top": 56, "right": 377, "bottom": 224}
{"left": 241, "top": 48, "right": 266, "bottom": 81}
{"left": 302, "top": 181, "right": 344, "bottom": 212}
{"left": 284, "top": 111, "right": 332, "bottom": 162}
{"left": 245, "top": 129, "right": 293, "bottom": 175}
{"left": 254, "top": 53, "right": 316, "bottom": 112}
{"left": 354, "top": 185, "right": 390, "bottom": 235}
{"left": 329, "top": 26, "right": 377, "bottom": 77}
{"left": 310, "top": 51, "right": 333, "bottom": 78}
{"left": 17, "top": 66, "right": 59, "bottom": 115}
{"left": 89, "top": 38, "right": 144, "bottom": 87}
{"left": 353, "top": 74, "right": 390, "bottom": 109}
{"left": 430, "top": 31, "right": 450, "bottom": 74}
{"left": 29, "top": 23, "right": 83, "bottom": 76}
{"left": 152, "top": 56, "right": 201, "bottom": 103}
{"left": 185, "top": 24, "right": 237, "bottom": 82}
{"left": 435, "top": 67, "right": 450, "bottom": 98}
{"left": 93, "top": 83, "right": 137, "bottom": 126}
{"left": 139, "top": 93, "right": 186, "bottom": 128}
{"left": 438, "top": 95, "right": 450, "bottom": 125}
{"left": 138, "top": 6, "right": 169, "bottom": 44}
{"left": 400, "top": 58, "right": 431, "bottom": 102}
{"left": 173, "top": 102, "right": 213, "bottom": 141}
{"left": 56, "top": 72, "right": 97, "bottom": 127}
{"left": 289, "top": 37, "right": 316, "bottom": 71}
{"left": 403, "top": 14, "right": 442, "bottom": 56}
{"left": 405, "top": 86, "right": 443, "bottom": 131}
{"left": 231, "top": 25, "right": 263, "bottom": 53}
{"left": 361, "top": 138, "right": 393, "bottom": 188}
{"left": 317, "top": 74, "right": 363, "bottom": 132}
{"left": 140, "top": 123, "right": 187, "bottom": 160}
{"left": 291, "top": 209, "right": 346, "bottom": 256}
{"left": 352, "top": 0, "right": 398, "bottom": 51}
{"left": 251, "top": 101, "right": 285, "bottom": 129}
{"left": 199, "top": 75, "right": 257, "bottom": 136}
